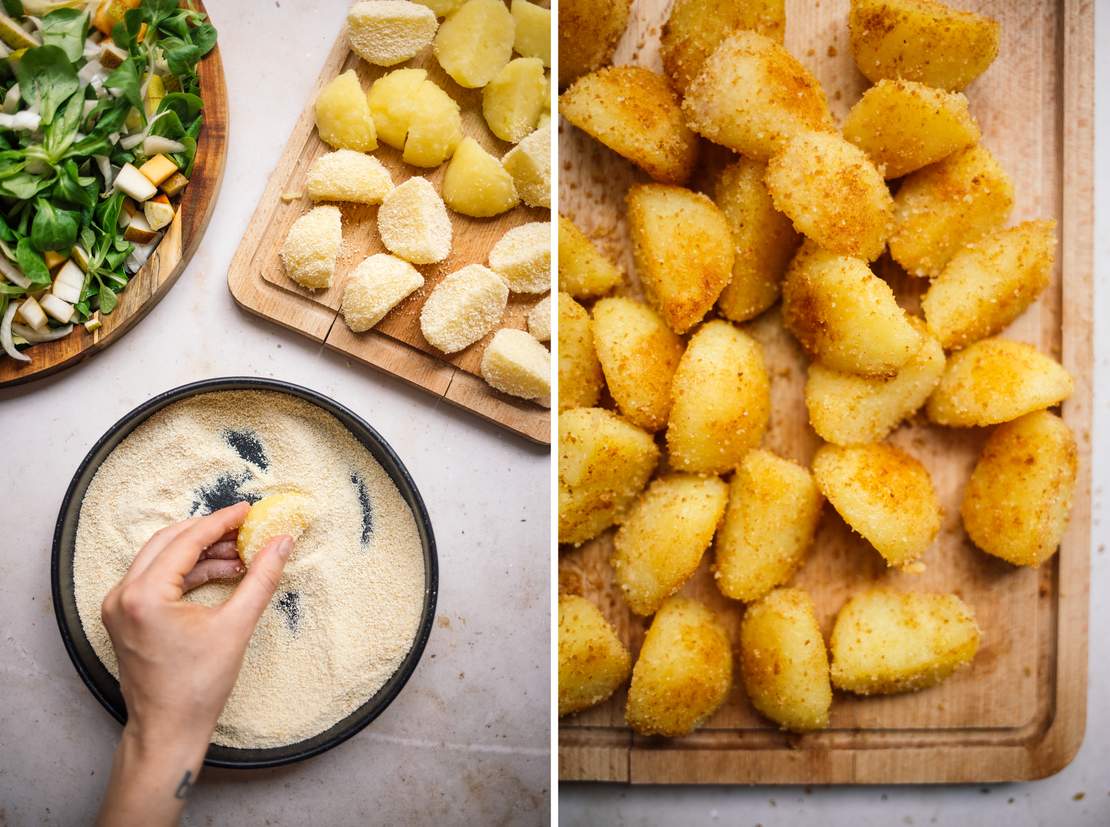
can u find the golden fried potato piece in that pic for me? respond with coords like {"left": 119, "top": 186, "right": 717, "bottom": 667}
{"left": 813, "top": 443, "right": 940, "bottom": 568}
{"left": 559, "top": 408, "right": 660, "bottom": 546}
{"left": 667, "top": 320, "right": 770, "bottom": 474}
{"left": 889, "top": 145, "right": 1014, "bottom": 278}
{"left": 612, "top": 474, "right": 729, "bottom": 616}
{"left": 848, "top": 0, "right": 1000, "bottom": 92}
{"left": 739, "top": 587, "right": 832, "bottom": 732}
{"left": 830, "top": 590, "right": 981, "bottom": 694}
{"left": 922, "top": 220, "right": 1056, "bottom": 351}
{"left": 925, "top": 338, "right": 1074, "bottom": 427}
{"left": 627, "top": 184, "right": 734, "bottom": 334}
{"left": 682, "top": 30, "right": 834, "bottom": 161}
{"left": 558, "top": 0, "right": 631, "bottom": 87}
{"left": 714, "top": 451, "right": 823, "bottom": 603}
{"left": 557, "top": 214, "right": 624, "bottom": 300}
{"left": 591, "top": 297, "right": 685, "bottom": 432}
{"left": 558, "top": 595, "right": 632, "bottom": 716}
{"left": 961, "top": 411, "right": 1078, "bottom": 567}
{"left": 626, "top": 597, "right": 733, "bottom": 736}
{"left": 557, "top": 293, "right": 603, "bottom": 412}
{"left": 559, "top": 67, "right": 699, "bottom": 185}
{"left": 842, "top": 79, "right": 979, "bottom": 179}
{"left": 712, "top": 157, "right": 800, "bottom": 323}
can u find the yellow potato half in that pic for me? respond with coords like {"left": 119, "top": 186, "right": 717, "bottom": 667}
{"left": 557, "top": 293, "right": 603, "bottom": 412}
{"left": 441, "top": 137, "right": 519, "bottom": 217}
{"left": 433, "top": 0, "right": 514, "bottom": 88}
{"left": 482, "top": 57, "right": 547, "bottom": 143}
{"left": 558, "top": 595, "right": 632, "bottom": 716}
{"left": 237, "top": 492, "right": 313, "bottom": 566}
{"left": 315, "top": 69, "right": 377, "bottom": 152}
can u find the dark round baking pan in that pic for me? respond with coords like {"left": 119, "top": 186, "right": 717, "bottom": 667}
{"left": 51, "top": 377, "right": 438, "bottom": 769}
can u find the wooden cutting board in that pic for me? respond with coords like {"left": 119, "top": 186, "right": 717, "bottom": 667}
{"left": 228, "top": 27, "right": 551, "bottom": 446}
{"left": 558, "top": 0, "right": 1093, "bottom": 784}
{"left": 0, "top": 0, "right": 227, "bottom": 388}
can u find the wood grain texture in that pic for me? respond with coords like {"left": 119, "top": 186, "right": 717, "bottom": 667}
{"left": 0, "top": 0, "right": 228, "bottom": 388}
{"left": 558, "top": 0, "right": 1093, "bottom": 784}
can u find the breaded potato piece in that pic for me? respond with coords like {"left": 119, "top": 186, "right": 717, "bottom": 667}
{"left": 591, "top": 297, "right": 685, "bottom": 432}
{"left": 237, "top": 493, "right": 313, "bottom": 566}
{"left": 558, "top": 215, "right": 624, "bottom": 299}
{"left": 805, "top": 330, "right": 945, "bottom": 445}
{"left": 813, "top": 443, "right": 940, "bottom": 568}
{"left": 626, "top": 597, "right": 733, "bottom": 736}
{"left": 483, "top": 58, "right": 547, "bottom": 143}
{"left": 611, "top": 474, "right": 729, "bottom": 616}
{"left": 305, "top": 149, "right": 393, "bottom": 205}
{"left": 433, "top": 0, "right": 514, "bottom": 88}
{"left": 341, "top": 253, "right": 424, "bottom": 332}
{"left": 961, "top": 411, "right": 1078, "bottom": 567}
{"left": 660, "top": 0, "right": 785, "bottom": 96}
{"left": 765, "top": 131, "right": 894, "bottom": 262}
{"left": 511, "top": 0, "right": 550, "bottom": 66}
{"left": 682, "top": 30, "right": 835, "bottom": 161}
{"left": 346, "top": 0, "right": 438, "bottom": 67}
{"left": 557, "top": 293, "right": 603, "bottom": 411}
{"left": 503, "top": 127, "right": 550, "bottom": 209}
{"left": 923, "top": 220, "right": 1056, "bottom": 351}
{"left": 442, "top": 137, "right": 520, "bottom": 217}
{"left": 889, "top": 145, "right": 1014, "bottom": 277}
{"left": 527, "top": 294, "right": 550, "bottom": 342}
{"left": 315, "top": 69, "right": 377, "bottom": 152}
{"left": 480, "top": 328, "right": 551, "bottom": 405}
{"left": 489, "top": 221, "right": 550, "bottom": 294}
{"left": 420, "top": 264, "right": 508, "bottom": 353}
{"left": 281, "top": 206, "right": 342, "bottom": 289}
{"left": 558, "top": 595, "right": 632, "bottom": 716}
{"left": 377, "top": 177, "right": 452, "bottom": 264}
{"left": 667, "top": 320, "right": 770, "bottom": 474}
{"left": 714, "top": 451, "right": 823, "bottom": 603}
{"left": 559, "top": 408, "right": 660, "bottom": 546}
{"left": 830, "top": 590, "right": 981, "bottom": 694}
{"left": 368, "top": 68, "right": 463, "bottom": 168}
{"left": 848, "top": 0, "right": 1000, "bottom": 92}
{"left": 712, "top": 157, "right": 800, "bottom": 323}
{"left": 739, "top": 588, "right": 832, "bottom": 732}
{"left": 558, "top": 0, "right": 631, "bottom": 87}
{"left": 627, "top": 184, "right": 734, "bottom": 334}
{"left": 559, "top": 67, "right": 698, "bottom": 185}
{"left": 782, "top": 244, "right": 922, "bottom": 376}
{"left": 413, "top": 0, "right": 464, "bottom": 17}
{"left": 926, "top": 338, "right": 1074, "bottom": 427}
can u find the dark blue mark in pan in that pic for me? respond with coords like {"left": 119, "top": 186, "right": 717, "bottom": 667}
{"left": 224, "top": 429, "right": 269, "bottom": 470}
{"left": 190, "top": 471, "right": 261, "bottom": 515}
{"left": 351, "top": 473, "right": 373, "bottom": 546}
{"left": 276, "top": 591, "right": 300, "bottom": 633}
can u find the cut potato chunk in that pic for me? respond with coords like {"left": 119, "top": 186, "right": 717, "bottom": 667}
{"left": 368, "top": 67, "right": 462, "bottom": 168}
{"left": 340, "top": 253, "right": 424, "bottom": 332}
{"left": 558, "top": 293, "right": 603, "bottom": 412}
{"left": 488, "top": 221, "right": 550, "bottom": 294}
{"left": 305, "top": 149, "right": 393, "bottom": 204}
{"left": 558, "top": 214, "right": 623, "bottom": 299}
{"left": 503, "top": 127, "right": 550, "bottom": 208}
{"left": 377, "top": 177, "right": 452, "bottom": 264}
{"left": 280, "top": 206, "right": 342, "bottom": 289}
{"left": 433, "top": 0, "right": 514, "bottom": 88}
{"left": 419, "top": 263, "right": 508, "bottom": 353}
{"left": 558, "top": 0, "right": 631, "bottom": 87}
{"left": 511, "top": 0, "right": 550, "bottom": 66}
{"left": 483, "top": 58, "right": 547, "bottom": 143}
{"left": 413, "top": 0, "right": 464, "bottom": 16}
{"left": 558, "top": 595, "right": 631, "bottom": 716}
{"left": 442, "top": 137, "right": 519, "bottom": 217}
{"left": 315, "top": 69, "right": 377, "bottom": 152}
{"left": 346, "top": 0, "right": 438, "bottom": 67}
{"left": 237, "top": 493, "right": 313, "bottom": 566}
{"left": 527, "top": 294, "right": 550, "bottom": 342}
{"left": 480, "top": 328, "right": 551, "bottom": 405}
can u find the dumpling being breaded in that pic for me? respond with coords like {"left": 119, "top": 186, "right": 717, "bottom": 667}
{"left": 280, "top": 206, "right": 342, "bottom": 289}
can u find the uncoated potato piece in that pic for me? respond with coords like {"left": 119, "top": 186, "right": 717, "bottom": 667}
{"left": 961, "top": 411, "right": 1078, "bottom": 567}
{"left": 611, "top": 474, "right": 729, "bottom": 616}
{"left": 739, "top": 587, "right": 832, "bottom": 732}
{"left": 714, "top": 451, "right": 823, "bottom": 603}
{"left": 682, "top": 30, "right": 835, "bottom": 161}
{"left": 923, "top": 220, "right": 1056, "bottom": 351}
{"left": 433, "top": 0, "right": 514, "bottom": 88}
{"left": 558, "top": 0, "right": 631, "bottom": 87}
{"left": 558, "top": 595, "right": 632, "bottom": 716}
{"left": 315, "top": 70, "right": 377, "bottom": 152}
{"left": 559, "top": 67, "right": 698, "bottom": 185}
{"left": 830, "top": 590, "right": 981, "bottom": 694}
{"left": 441, "top": 137, "right": 519, "bottom": 217}
{"left": 557, "top": 294, "right": 601, "bottom": 412}
{"left": 889, "top": 145, "right": 1014, "bottom": 278}
{"left": 813, "top": 442, "right": 941, "bottom": 568}
{"left": 667, "top": 321, "right": 770, "bottom": 474}
{"left": 925, "top": 338, "right": 1074, "bottom": 427}
{"left": 765, "top": 131, "right": 894, "bottom": 262}
{"left": 557, "top": 215, "right": 623, "bottom": 299}
{"left": 368, "top": 68, "right": 462, "bottom": 168}
{"left": 626, "top": 597, "right": 733, "bottom": 736}
{"left": 782, "top": 243, "right": 922, "bottom": 376}
{"left": 558, "top": 408, "right": 660, "bottom": 546}
{"left": 712, "top": 158, "right": 800, "bottom": 323}
{"left": 511, "top": 0, "right": 550, "bottom": 66}
{"left": 848, "top": 0, "right": 1000, "bottom": 92}
{"left": 482, "top": 58, "right": 547, "bottom": 143}
{"left": 627, "top": 184, "right": 733, "bottom": 334}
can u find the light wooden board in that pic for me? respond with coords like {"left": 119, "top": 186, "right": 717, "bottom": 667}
{"left": 0, "top": 0, "right": 227, "bottom": 388}
{"left": 558, "top": 0, "right": 1093, "bottom": 785}
{"left": 228, "top": 27, "right": 551, "bottom": 446}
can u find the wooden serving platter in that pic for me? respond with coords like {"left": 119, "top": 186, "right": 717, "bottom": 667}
{"left": 558, "top": 0, "right": 1093, "bottom": 784}
{"left": 0, "top": 0, "right": 228, "bottom": 388}
{"left": 228, "top": 26, "right": 551, "bottom": 446}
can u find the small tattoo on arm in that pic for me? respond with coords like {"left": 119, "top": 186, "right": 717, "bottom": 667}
{"left": 174, "top": 770, "right": 194, "bottom": 800}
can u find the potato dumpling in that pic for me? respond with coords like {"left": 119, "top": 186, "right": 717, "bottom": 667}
{"left": 480, "top": 328, "right": 551, "bottom": 405}
{"left": 511, "top": 0, "right": 550, "bottom": 66}
{"left": 626, "top": 597, "right": 733, "bottom": 737}
{"left": 848, "top": 0, "right": 1000, "bottom": 92}
{"left": 377, "top": 177, "right": 452, "bottom": 264}
{"left": 433, "top": 0, "right": 514, "bottom": 88}
{"left": 765, "top": 131, "right": 894, "bottom": 262}
{"left": 482, "top": 58, "right": 547, "bottom": 143}
{"left": 782, "top": 244, "right": 922, "bottom": 376}
{"left": 611, "top": 474, "right": 729, "bottom": 616}
{"left": 503, "top": 127, "right": 550, "bottom": 209}
{"left": 558, "top": 0, "right": 631, "bottom": 87}
{"left": 714, "top": 451, "right": 823, "bottom": 603}
{"left": 925, "top": 338, "right": 1074, "bottom": 427}
{"left": 340, "top": 253, "right": 424, "bottom": 332}
{"left": 889, "top": 145, "right": 1014, "bottom": 278}
{"left": 591, "top": 297, "right": 684, "bottom": 432}
{"left": 442, "top": 137, "right": 519, "bottom": 217}
{"left": 961, "top": 411, "right": 1078, "bottom": 567}
{"left": 419, "top": 264, "right": 508, "bottom": 353}
{"left": 739, "top": 588, "right": 832, "bottom": 732}
{"left": 667, "top": 320, "right": 770, "bottom": 474}
{"left": 559, "top": 408, "right": 660, "bottom": 546}
{"left": 922, "top": 220, "right": 1056, "bottom": 351}
{"left": 813, "top": 443, "right": 941, "bottom": 568}
{"left": 280, "top": 206, "right": 342, "bottom": 290}
{"left": 558, "top": 293, "right": 603, "bottom": 411}
{"left": 527, "top": 294, "right": 550, "bottom": 342}
{"left": 346, "top": 0, "right": 438, "bottom": 67}
{"left": 830, "top": 590, "right": 981, "bottom": 694}
{"left": 488, "top": 221, "right": 550, "bottom": 294}
{"left": 682, "top": 30, "right": 835, "bottom": 161}
{"left": 559, "top": 67, "right": 698, "bottom": 185}
{"left": 237, "top": 492, "right": 313, "bottom": 566}
{"left": 627, "top": 184, "right": 733, "bottom": 334}
{"left": 558, "top": 214, "right": 623, "bottom": 299}
{"left": 558, "top": 595, "right": 632, "bottom": 716}
{"left": 305, "top": 149, "right": 393, "bottom": 205}
{"left": 315, "top": 69, "right": 377, "bottom": 152}
{"left": 368, "top": 68, "right": 462, "bottom": 167}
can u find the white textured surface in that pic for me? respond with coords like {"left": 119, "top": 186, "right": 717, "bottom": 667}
{"left": 0, "top": 2, "right": 549, "bottom": 825}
